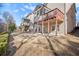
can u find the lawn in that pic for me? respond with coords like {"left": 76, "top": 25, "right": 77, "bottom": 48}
{"left": 0, "top": 32, "right": 8, "bottom": 55}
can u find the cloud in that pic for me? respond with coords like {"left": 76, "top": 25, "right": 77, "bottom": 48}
{"left": 24, "top": 4, "right": 35, "bottom": 11}
{"left": 23, "top": 13, "right": 28, "bottom": 17}
{"left": 20, "top": 15, "right": 24, "bottom": 18}
{"left": 30, "top": 6, "right": 35, "bottom": 11}
{"left": 13, "top": 9, "right": 19, "bottom": 13}
{"left": 0, "top": 15, "right": 2, "bottom": 18}
{"left": 20, "top": 8, "right": 25, "bottom": 11}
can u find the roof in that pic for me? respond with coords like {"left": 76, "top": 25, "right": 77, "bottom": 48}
{"left": 32, "top": 3, "right": 49, "bottom": 13}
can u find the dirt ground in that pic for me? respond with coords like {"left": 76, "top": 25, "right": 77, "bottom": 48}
{"left": 7, "top": 33, "right": 79, "bottom": 56}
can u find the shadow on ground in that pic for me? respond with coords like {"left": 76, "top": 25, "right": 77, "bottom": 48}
{"left": 70, "top": 27, "right": 79, "bottom": 37}
{"left": 6, "top": 35, "right": 17, "bottom": 56}
{"left": 6, "top": 33, "right": 79, "bottom": 56}
{"left": 47, "top": 35, "right": 79, "bottom": 56}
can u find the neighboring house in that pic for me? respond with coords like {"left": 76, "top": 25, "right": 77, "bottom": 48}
{"left": 66, "top": 3, "right": 76, "bottom": 34}
{"left": 20, "top": 17, "right": 30, "bottom": 32}
{"left": 26, "top": 13, "right": 35, "bottom": 32}
{"left": 20, "top": 3, "right": 76, "bottom": 35}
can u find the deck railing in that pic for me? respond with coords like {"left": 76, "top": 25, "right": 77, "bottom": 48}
{"left": 34, "top": 8, "right": 64, "bottom": 23}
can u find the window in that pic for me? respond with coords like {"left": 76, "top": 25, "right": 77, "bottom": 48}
{"left": 42, "top": 8, "right": 45, "bottom": 14}
{"left": 57, "top": 24, "right": 59, "bottom": 31}
{"left": 52, "top": 25, "right": 55, "bottom": 31}
{"left": 39, "top": 8, "right": 45, "bottom": 15}
{"left": 37, "top": 11, "right": 39, "bottom": 16}
{"left": 40, "top": 9, "right": 42, "bottom": 15}
{"left": 45, "top": 9, "right": 49, "bottom": 13}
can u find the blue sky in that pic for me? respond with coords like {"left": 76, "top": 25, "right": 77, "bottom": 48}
{"left": 0, "top": 3, "right": 41, "bottom": 26}
{"left": 76, "top": 3, "right": 79, "bottom": 23}
{"left": 0, "top": 3, "right": 79, "bottom": 27}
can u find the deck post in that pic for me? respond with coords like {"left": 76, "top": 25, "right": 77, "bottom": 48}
{"left": 42, "top": 21, "right": 44, "bottom": 33}
{"left": 48, "top": 20, "right": 50, "bottom": 33}
{"left": 37, "top": 22, "right": 39, "bottom": 33}
{"left": 33, "top": 23, "right": 34, "bottom": 33}
{"left": 55, "top": 19, "right": 58, "bottom": 36}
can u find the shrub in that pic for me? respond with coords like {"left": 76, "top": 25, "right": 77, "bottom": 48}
{"left": 0, "top": 32, "right": 8, "bottom": 55}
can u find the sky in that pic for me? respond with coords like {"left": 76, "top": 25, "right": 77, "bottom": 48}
{"left": 0, "top": 3, "right": 79, "bottom": 27}
{"left": 0, "top": 3, "right": 41, "bottom": 26}
{"left": 76, "top": 3, "right": 79, "bottom": 23}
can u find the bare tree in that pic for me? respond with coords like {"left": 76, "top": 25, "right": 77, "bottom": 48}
{"left": 0, "top": 18, "right": 7, "bottom": 32}
{"left": 3, "top": 11, "right": 16, "bottom": 33}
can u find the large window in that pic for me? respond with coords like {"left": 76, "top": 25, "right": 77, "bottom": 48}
{"left": 37, "top": 11, "right": 39, "bottom": 16}
{"left": 39, "top": 8, "right": 45, "bottom": 15}
{"left": 40, "top": 8, "right": 49, "bottom": 15}
{"left": 40, "top": 9, "right": 42, "bottom": 15}
{"left": 45, "top": 9, "right": 49, "bottom": 13}
{"left": 52, "top": 25, "right": 55, "bottom": 31}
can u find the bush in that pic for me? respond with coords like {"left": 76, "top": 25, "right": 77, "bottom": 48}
{"left": 0, "top": 32, "right": 8, "bottom": 55}
{"left": 0, "top": 42, "right": 7, "bottom": 55}
{"left": 0, "top": 32, "right": 7, "bottom": 35}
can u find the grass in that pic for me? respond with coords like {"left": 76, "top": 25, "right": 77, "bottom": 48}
{"left": 0, "top": 32, "right": 8, "bottom": 55}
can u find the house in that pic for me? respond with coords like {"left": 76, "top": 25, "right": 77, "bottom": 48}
{"left": 32, "top": 3, "right": 76, "bottom": 35}
{"left": 20, "top": 17, "right": 30, "bottom": 32}
{"left": 65, "top": 3, "right": 76, "bottom": 34}
{"left": 20, "top": 3, "right": 76, "bottom": 35}
{"left": 33, "top": 3, "right": 64, "bottom": 35}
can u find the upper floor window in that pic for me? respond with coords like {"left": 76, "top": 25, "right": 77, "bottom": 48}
{"left": 37, "top": 11, "right": 39, "bottom": 16}
{"left": 39, "top": 8, "right": 45, "bottom": 15}
{"left": 45, "top": 9, "right": 49, "bottom": 13}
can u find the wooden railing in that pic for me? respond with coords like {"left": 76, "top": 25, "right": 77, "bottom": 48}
{"left": 35, "top": 8, "right": 64, "bottom": 23}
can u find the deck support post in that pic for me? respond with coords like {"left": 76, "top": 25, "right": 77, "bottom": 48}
{"left": 48, "top": 20, "right": 50, "bottom": 33}
{"left": 42, "top": 21, "right": 44, "bottom": 33}
{"left": 37, "top": 22, "right": 39, "bottom": 33}
{"left": 55, "top": 19, "right": 58, "bottom": 36}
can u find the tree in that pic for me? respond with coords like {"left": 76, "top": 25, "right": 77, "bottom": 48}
{"left": 3, "top": 11, "right": 16, "bottom": 33}
{"left": 0, "top": 18, "right": 4, "bottom": 32}
{"left": 8, "top": 23, "right": 16, "bottom": 33}
{"left": 0, "top": 18, "right": 7, "bottom": 33}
